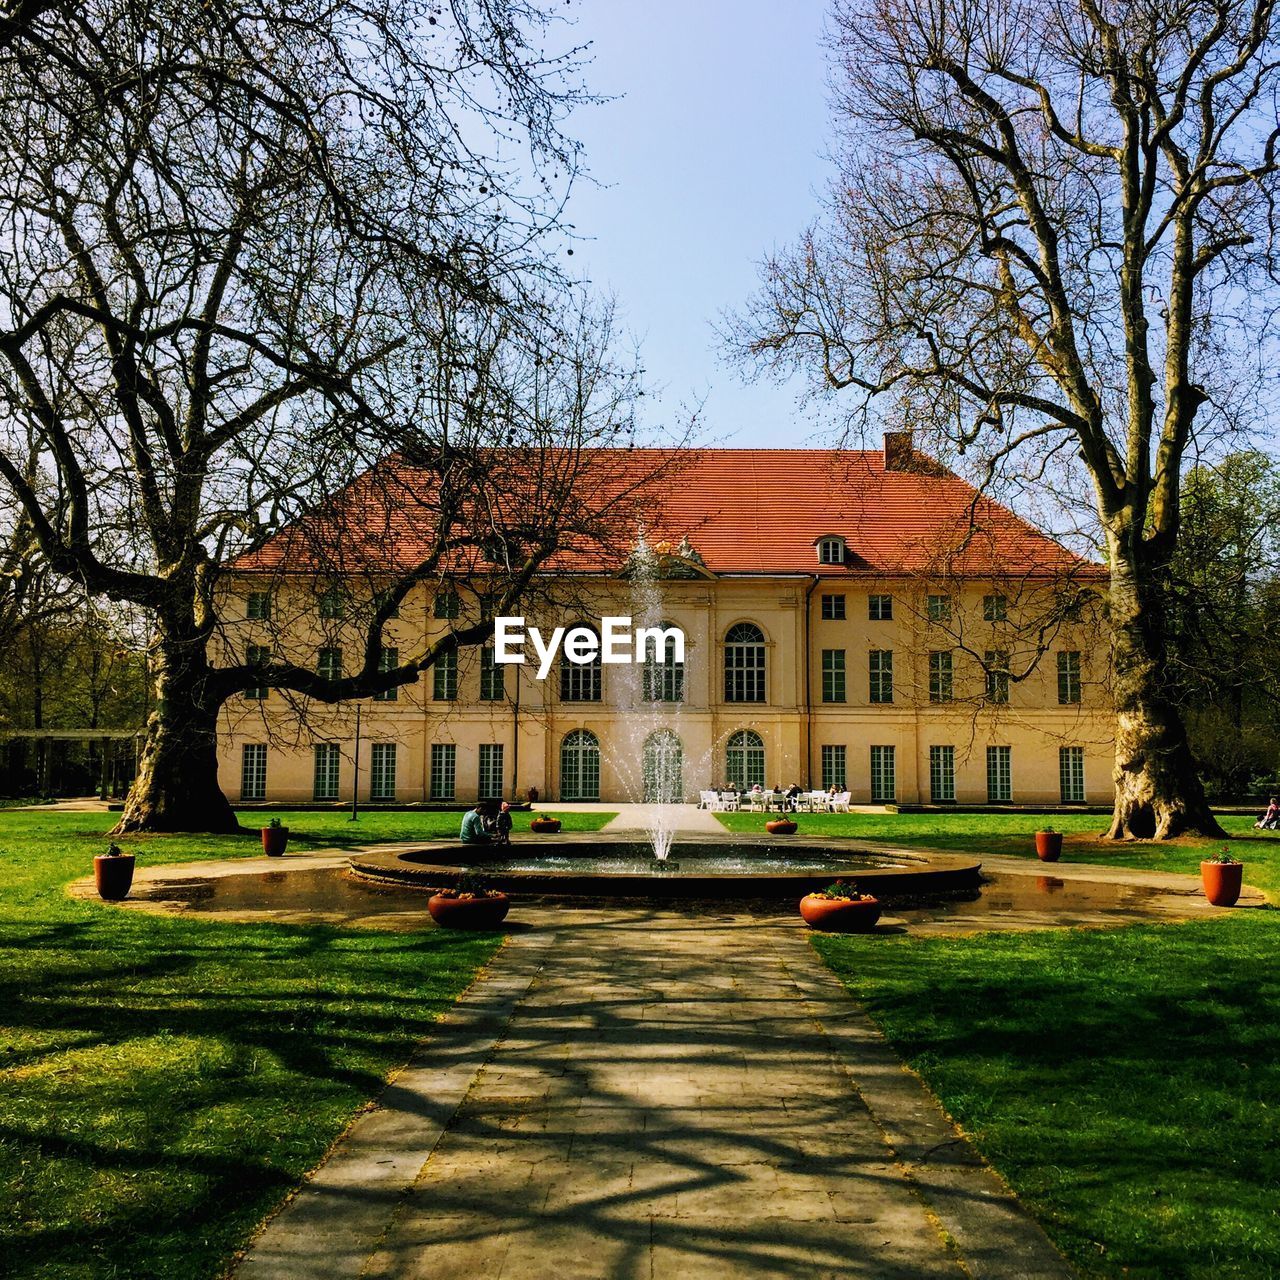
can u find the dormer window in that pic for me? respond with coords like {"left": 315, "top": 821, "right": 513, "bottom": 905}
{"left": 817, "top": 536, "right": 846, "bottom": 565}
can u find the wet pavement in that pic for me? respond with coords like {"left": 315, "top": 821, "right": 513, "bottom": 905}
{"left": 113, "top": 858, "right": 1259, "bottom": 936}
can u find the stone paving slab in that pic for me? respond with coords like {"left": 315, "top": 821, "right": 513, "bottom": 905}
{"left": 233, "top": 909, "right": 1074, "bottom": 1279}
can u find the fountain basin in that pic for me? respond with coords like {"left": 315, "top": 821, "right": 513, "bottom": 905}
{"left": 349, "top": 833, "right": 980, "bottom": 900}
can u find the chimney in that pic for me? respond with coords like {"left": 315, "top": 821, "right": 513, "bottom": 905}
{"left": 883, "top": 431, "right": 914, "bottom": 471}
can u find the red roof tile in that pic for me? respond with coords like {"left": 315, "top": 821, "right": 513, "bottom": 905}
{"left": 236, "top": 448, "right": 1102, "bottom": 580}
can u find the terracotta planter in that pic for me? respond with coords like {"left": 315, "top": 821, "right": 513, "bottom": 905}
{"left": 766, "top": 818, "right": 797, "bottom": 835}
{"left": 529, "top": 816, "right": 561, "bottom": 833}
{"left": 1035, "top": 831, "right": 1063, "bottom": 862}
{"left": 427, "top": 893, "right": 511, "bottom": 930}
{"left": 261, "top": 826, "right": 289, "bottom": 857}
{"left": 1201, "top": 860, "right": 1243, "bottom": 907}
{"left": 799, "top": 894, "right": 881, "bottom": 932}
{"left": 94, "top": 853, "right": 136, "bottom": 901}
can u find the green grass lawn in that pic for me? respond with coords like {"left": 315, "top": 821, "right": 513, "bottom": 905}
{"left": 0, "top": 805, "right": 610, "bottom": 1280}
{"left": 815, "top": 918, "right": 1280, "bottom": 1279}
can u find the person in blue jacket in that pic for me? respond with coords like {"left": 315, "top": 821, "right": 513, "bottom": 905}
{"left": 459, "top": 804, "right": 493, "bottom": 843}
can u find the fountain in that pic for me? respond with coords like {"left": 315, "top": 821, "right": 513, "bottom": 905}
{"left": 607, "top": 529, "right": 700, "bottom": 867}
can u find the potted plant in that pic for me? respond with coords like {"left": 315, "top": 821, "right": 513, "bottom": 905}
{"left": 261, "top": 817, "right": 289, "bottom": 857}
{"left": 94, "top": 842, "right": 136, "bottom": 901}
{"left": 765, "top": 816, "right": 797, "bottom": 835}
{"left": 529, "top": 814, "right": 561, "bottom": 833}
{"left": 1035, "top": 826, "right": 1063, "bottom": 862}
{"left": 427, "top": 882, "right": 511, "bottom": 930}
{"left": 799, "top": 881, "right": 882, "bottom": 932}
{"left": 1201, "top": 846, "right": 1244, "bottom": 907}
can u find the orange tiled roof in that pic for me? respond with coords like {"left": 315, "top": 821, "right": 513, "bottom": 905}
{"left": 236, "top": 447, "right": 1101, "bottom": 580}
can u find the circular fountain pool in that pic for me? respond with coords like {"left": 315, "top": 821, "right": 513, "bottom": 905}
{"left": 349, "top": 833, "right": 980, "bottom": 899}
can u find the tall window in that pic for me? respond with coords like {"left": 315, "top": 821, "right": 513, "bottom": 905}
{"left": 643, "top": 729, "right": 684, "bottom": 802}
{"left": 1060, "top": 746, "right": 1085, "bottom": 802}
{"left": 985, "top": 651, "right": 1010, "bottom": 704}
{"left": 560, "top": 626, "right": 602, "bottom": 701}
{"left": 317, "top": 646, "right": 342, "bottom": 682}
{"left": 1057, "top": 651, "right": 1082, "bottom": 704}
{"left": 433, "top": 588, "right": 460, "bottom": 619}
{"left": 821, "top": 649, "right": 846, "bottom": 703}
{"left": 560, "top": 729, "right": 600, "bottom": 801}
{"left": 433, "top": 650, "right": 457, "bottom": 701}
{"left": 479, "top": 647, "right": 505, "bottom": 701}
{"left": 724, "top": 623, "right": 766, "bottom": 703}
{"left": 241, "top": 743, "right": 267, "bottom": 801}
{"left": 928, "top": 651, "right": 953, "bottom": 702}
{"left": 246, "top": 591, "right": 271, "bottom": 620}
{"left": 374, "top": 646, "right": 398, "bottom": 702}
{"left": 318, "top": 587, "right": 345, "bottom": 620}
{"left": 926, "top": 593, "right": 952, "bottom": 623}
{"left": 244, "top": 644, "right": 270, "bottom": 700}
{"left": 987, "top": 745, "right": 1011, "bottom": 803}
{"left": 821, "top": 744, "right": 847, "bottom": 791}
{"left": 726, "top": 729, "right": 766, "bottom": 789}
{"left": 371, "top": 742, "right": 398, "bottom": 800}
{"left": 314, "top": 743, "right": 341, "bottom": 801}
{"left": 642, "top": 622, "right": 684, "bottom": 702}
{"left": 817, "top": 536, "right": 845, "bottom": 564}
{"left": 870, "top": 745, "right": 896, "bottom": 802}
{"left": 428, "top": 743, "right": 454, "bottom": 801}
{"left": 820, "top": 593, "right": 846, "bottom": 620}
{"left": 478, "top": 744, "right": 504, "bottom": 801}
{"left": 983, "top": 593, "right": 1008, "bottom": 622}
{"left": 929, "top": 745, "right": 956, "bottom": 803}
{"left": 868, "top": 594, "right": 893, "bottom": 620}
{"left": 869, "top": 649, "right": 894, "bottom": 703}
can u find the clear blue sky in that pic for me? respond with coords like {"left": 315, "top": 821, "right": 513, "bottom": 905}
{"left": 560, "top": 2, "right": 833, "bottom": 446}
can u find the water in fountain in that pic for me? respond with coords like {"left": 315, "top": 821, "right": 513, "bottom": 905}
{"left": 611, "top": 531, "right": 686, "bottom": 863}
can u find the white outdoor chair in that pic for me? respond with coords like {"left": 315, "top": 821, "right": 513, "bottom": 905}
{"left": 719, "top": 790, "right": 740, "bottom": 811}
{"left": 810, "top": 790, "right": 830, "bottom": 812}
{"left": 699, "top": 790, "right": 720, "bottom": 811}
{"left": 831, "top": 791, "right": 851, "bottom": 813}
{"left": 744, "top": 791, "right": 765, "bottom": 812}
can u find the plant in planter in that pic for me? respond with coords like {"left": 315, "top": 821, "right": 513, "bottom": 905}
{"left": 529, "top": 814, "right": 561, "bottom": 833}
{"left": 799, "top": 881, "right": 882, "bottom": 932}
{"left": 765, "top": 816, "right": 797, "bottom": 835}
{"left": 1034, "top": 826, "right": 1063, "bottom": 862}
{"left": 1201, "top": 846, "right": 1244, "bottom": 907}
{"left": 427, "top": 876, "right": 511, "bottom": 929}
{"left": 94, "top": 842, "right": 136, "bottom": 901}
{"left": 261, "top": 816, "right": 289, "bottom": 857}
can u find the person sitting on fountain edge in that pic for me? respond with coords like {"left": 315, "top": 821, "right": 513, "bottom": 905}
{"left": 459, "top": 804, "right": 493, "bottom": 844}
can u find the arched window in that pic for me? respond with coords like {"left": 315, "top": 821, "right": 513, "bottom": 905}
{"left": 642, "top": 620, "right": 685, "bottom": 703}
{"left": 817, "top": 536, "right": 846, "bottom": 565}
{"left": 560, "top": 729, "right": 600, "bottom": 801}
{"left": 726, "top": 730, "right": 766, "bottom": 790}
{"left": 560, "top": 625, "right": 602, "bottom": 702}
{"left": 643, "top": 729, "right": 683, "bottom": 803}
{"left": 724, "top": 622, "right": 765, "bottom": 703}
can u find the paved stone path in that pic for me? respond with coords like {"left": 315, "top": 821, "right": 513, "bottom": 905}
{"left": 600, "top": 802, "right": 728, "bottom": 835}
{"left": 234, "top": 911, "right": 1073, "bottom": 1279}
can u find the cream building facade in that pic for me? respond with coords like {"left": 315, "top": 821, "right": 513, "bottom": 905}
{"left": 216, "top": 445, "right": 1113, "bottom": 807}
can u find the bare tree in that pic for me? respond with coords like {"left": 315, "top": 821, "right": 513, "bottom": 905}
{"left": 0, "top": 0, "right": 658, "bottom": 833}
{"left": 730, "top": 0, "right": 1280, "bottom": 838}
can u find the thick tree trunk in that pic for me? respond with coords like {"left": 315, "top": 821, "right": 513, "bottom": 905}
{"left": 111, "top": 636, "right": 238, "bottom": 834}
{"left": 1104, "top": 536, "right": 1226, "bottom": 840}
